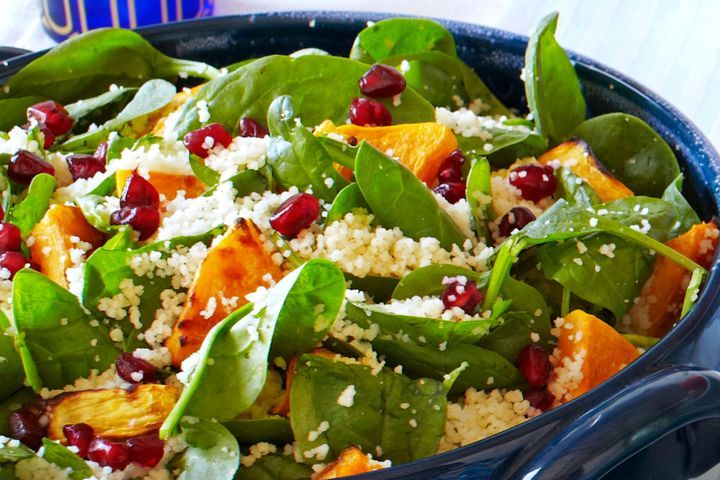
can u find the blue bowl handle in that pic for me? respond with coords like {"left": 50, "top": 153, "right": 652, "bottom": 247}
{"left": 513, "top": 366, "right": 720, "bottom": 480}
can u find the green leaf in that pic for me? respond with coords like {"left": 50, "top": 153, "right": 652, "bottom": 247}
{"left": 344, "top": 273, "right": 398, "bottom": 303}
{"left": 202, "top": 170, "right": 268, "bottom": 198}
{"left": 524, "top": 12, "right": 586, "bottom": 145}
{"left": 316, "top": 136, "right": 357, "bottom": 170}
{"left": 325, "top": 183, "right": 371, "bottom": 225}
{"left": 392, "top": 264, "right": 488, "bottom": 300}
{"left": 354, "top": 142, "right": 466, "bottom": 250}
{"left": 6, "top": 173, "right": 56, "bottom": 238}
{"left": 0, "top": 97, "right": 45, "bottom": 132}
{"left": 466, "top": 156, "right": 492, "bottom": 241}
{"left": 174, "top": 418, "right": 240, "bottom": 480}
{"left": 12, "top": 269, "right": 120, "bottom": 391}
{"left": 555, "top": 166, "right": 600, "bottom": 207}
{"left": 681, "top": 268, "right": 705, "bottom": 317}
{"left": 235, "top": 454, "right": 312, "bottom": 480}
{"left": 170, "top": 55, "right": 435, "bottom": 137}
{"left": 223, "top": 417, "right": 293, "bottom": 445}
{"left": 0, "top": 441, "right": 34, "bottom": 463}
{"left": 74, "top": 194, "right": 118, "bottom": 233}
{"left": 0, "top": 332, "right": 24, "bottom": 401}
{"left": 456, "top": 128, "right": 548, "bottom": 169}
{"left": 40, "top": 439, "right": 94, "bottom": 480}
{"left": 0, "top": 28, "right": 218, "bottom": 104}
{"left": 622, "top": 333, "right": 660, "bottom": 349}
{"left": 189, "top": 155, "right": 220, "bottom": 187}
{"left": 661, "top": 175, "right": 700, "bottom": 237}
{"left": 65, "top": 86, "right": 136, "bottom": 131}
{"left": 290, "top": 354, "right": 448, "bottom": 464}
{"left": 573, "top": 113, "right": 680, "bottom": 197}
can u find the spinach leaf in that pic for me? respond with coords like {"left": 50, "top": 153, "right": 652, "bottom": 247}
{"left": 392, "top": 264, "right": 489, "bottom": 300}
{"left": 174, "top": 417, "right": 240, "bottom": 480}
{"left": 0, "top": 97, "right": 45, "bottom": 133}
{"left": 573, "top": 113, "right": 680, "bottom": 197}
{"left": 349, "top": 18, "right": 457, "bottom": 63}
{"left": 325, "top": 183, "right": 371, "bottom": 224}
{"left": 466, "top": 155, "right": 492, "bottom": 240}
{"left": 0, "top": 28, "right": 217, "bottom": 104}
{"left": 202, "top": 170, "right": 267, "bottom": 198}
{"left": 41, "top": 439, "right": 94, "bottom": 480}
{"left": 622, "top": 333, "right": 660, "bottom": 349}
{"left": 681, "top": 268, "right": 705, "bottom": 318}
{"left": 599, "top": 196, "right": 680, "bottom": 242}
{"left": 354, "top": 142, "right": 466, "bottom": 249}
{"left": 223, "top": 417, "right": 293, "bottom": 445}
{"left": 12, "top": 269, "right": 120, "bottom": 390}
{"left": 0, "top": 333, "right": 24, "bottom": 401}
{"left": 317, "top": 136, "right": 357, "bottom": 170}
{"left": 344, "top": 273, "right": 398, "bottom": 303}
{"left": 0, "top": 441, "right": 34, "bottom": 463}
{"left": 456, "top": 128, "right": 548, "bottom": 168}
{"left": 189, "top": 155, "right": 220, "bottom": 187}
{"left": 5, "top": 173, "right": 56, "bottom": 238}
{"left": 374, "top": 340, "right": 524, "bottom": 394}
{"left": 0, "top": 464, "right": 15, "bottom": 480}
{"left": 524, "top": 12, "right": 586, "bottom": 146}
{"left": 235, "top": 454, "right": 312, "bottom": 480}
{"left": 661, "top": 175, "right": 700, "bottom": 237}
{"left": 170, "top": 55, "right": 435, "bottom": 137}
{"left": 74, "top": 194, "right": 118, "bottom": 233}
{"left": 555, "top": 166, "right": 600, "bottom": 207}
{"left": 290, "top": 354, "right": 448, "bottom": 464}
{"left": 65, "top": 86, "right": 136, "bottom": 132}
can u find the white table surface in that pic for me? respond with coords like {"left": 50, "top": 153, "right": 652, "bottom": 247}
{"left": 1, "top": 0, "right": 719, "bottom": 150}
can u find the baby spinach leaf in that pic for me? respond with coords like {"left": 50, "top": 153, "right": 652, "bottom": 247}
{"left": 316, "top": 136, "right": 357, "bottom": 170}
{"left": 466, "top": 156, "right": 492, "bottom": 240}
{"left": 524, "top": 12, "right": 586, "bottom": 146}
{"left": 41, "top": 439, "right": 94, "bottom": 480}
{"left": 355, "top": 142, "right": 466, "bottom": 249}
{"left": 74, "top": 194, "right": 118, "bottom": 233}
{"left": 392, "top": 264, "right": 489, "bottom": 300}
{"left": 622, "top": 333, "right": 660, "bottom": 350}
{"left": 170, "top": 55, "right": 435, "bottom": 137}
{"left": 681, "top": 268, "right": 705, "bottom": 318}
{"left": 202, "top": 170, "right": 267, "bottom": 198}
{"left": 0, "top": 28, "right": 217, "bottom": 105}
{"left": 325, "top": 183, "right": 371, "bottom": 224}
{"left": 12, "top": 269, "right": 120, "bottom": 390}
{"left": 600, "top": 196, "right": 680, "bottom": 242}
{"left": 88, "top": 172, "right": 117, "bottom": 196}
{"left": 5, "top": 173, "right": 56, "bottom": 238}
{"left": 344, "top": 273, "right": 398, "bottom": 303}
{"left": 456, "top": 128, "right": 548, "bottom": 168}
{"left": 290, "top": 354, "right": 448, "bottom": 464}
{"left": 188, "top": 155, "right": 219, "bottom": 187}
{"left": 0, "top": 441, "right": 34, "bottom": 462}
{"left": 0, "top": 96, "right": 45, "bottom": 132}
{"left": 174, "top": 417, "right": 240, "bottom": 480}
{"left": 223, "top": 417, "right": 293, "bottom": 445}
{"left": 65, "top": 86, "right": 136, "bottom": 132}
{"left": 0, "top": 333, "right": 24, "bottom": 401}
{"left": 350, "top": 18, "right": 457, "bottom": 63}
{"left": 661, "top": 175, "right": 700, "bottom": 237}
{"left": 374, "top": 339, "right": 524, "bottom": 394}
{"left": 235, "top": 454, "right": 313, "bottom": 480}
{"left": 573, "top": 113, "right": 680, "bottom": 197}
{"left": 555, "top": 166, "right": 600, "bottom": 207}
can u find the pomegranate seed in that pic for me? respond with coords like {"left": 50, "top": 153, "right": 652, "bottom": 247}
{"left": 183, "top": 123, "right": 233, "bottom": 158}
{"left": 518, "top": 345, "right": 551, "bottom": 388}
{"left": 269, "top": 193, "right": 320, "bottom": 238}
{"left": 0, "top": 252, "right": 33, "bottom": 279}
{"left": 126, "top": 435, "right": 165, "bottom": 467}
{"left": 0, "top": 223, "right": 22, "bottom": 252}
{"left": 434, "top": 181, "right": 466, "bottom": 204}
{"left": 497, "top": 207, "right": 536, "bottom": 238}
{"left": 63, "top": 423, "right": 94, "bottom": 458}
{"left": 27, "top": 101, "right": 73, "bottom": 136}
{"left": 36, "top": 123, "right": 55, "bottom": 149}
{"left": 110, "top": 206, "right": 159, "bottom": 241}
{"left": 508, "top": 164, "right": 557, "bottom": 202}
{"left": 358, "top": 64, "right": 407, "bottom": 98}
{"left": 115, "top": 353, "right": 158, "bottom": 384}
{"left": 349, "top": 98, "right": 392, "bottom": 127}
{"left": 120, "top": 172, "right": 159, "bottom": 209}
{"left": 9, "top": 408, "right": 45, "bottom": 450}
{"left": 8, "top": 149, "right": 55, "bottom": 185}
{"left": 238, "top": 117, "right": 268, "bottom": 138}
{"left": 437, "top": 149, "right": 466, "bottom": 183}
{"left": 66, "top": 154, "right": 106, "bottom": 181}
{"left": 524, "top": 387, "right": 555, "bottom": 411}
{"left": 94, "top": 142, "right": 109, "bottom": 163}
{"left": 441, "top": 279, "right": 483, "bottom": 314}
{"left": 88, "top": 437, "right": 131, "bottom": 471}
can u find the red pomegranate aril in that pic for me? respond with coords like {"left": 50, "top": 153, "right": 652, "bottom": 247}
{"left": 238, "top": 117, "right": 269, "bottom": 138}
{"left": 183, "top": 123, "right": 233, "bottom": 158}
{"left": 120, "top": 172, "right": 159, "bottom": 209}
{"left": 358, "top": 64, "right": 407, "bottom": 98}
{"left": 349, "top": 97, "right": 392, "bottom": 127}
{"left": 441, "top": 279, "right": 483, "bottom": 314}
{"left": 518, "top": 344, "right": 551, "bottom": 388}
{"left": 63, "top": 423, "right": 94, "bottom": 458}
{"left": 36, "top": 123, "right": 56, "bottom": 149}
{"left": 9, "top": 409, "right": 45, "bottom": 450}
{"left": 94, "top": 142, "right": 109, "bottom": 163}
{"left": 126, "top": 435, "right": 165, "bottom": 468}
{"left": 0, "top": 223, "right": 22, "bottom": 253}
{"left": 110, "top": 206, "right": 160, "bottom": 241}
{"left": 115, "top": 352, "right": 158, "bottom": 384}
{"left": 27, "top": 100, "right": 73, "bottom": 136}
{"left": 498, "top": 207, "right": 536, "bottom": 238}
{"left": 8, "top": 149, "right": 55, "bottom": 185}
{"left": 434, "top": 181, "right": 466, "bottom": 204}
{"left": 66, "top": 154, "right": 106, "bottom": 181}
{"left": 437, "top": 165, "right": 462, "bottom": 183}
{"left": 524, "top": 387, "right": 555, "bottom": 411}
{"left": 0, "top": 251, "right": 33, "bottom": 279}
{"left": 508, "top": 164, "right": 557, "bottom": 202}
{"left": 270, "top": 193, "right": 320, "bottom": 238}
{"left": 88, "top": 437, "right": 131, "bottom": 471}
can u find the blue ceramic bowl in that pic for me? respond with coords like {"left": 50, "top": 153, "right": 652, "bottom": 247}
{"left": 2, "top": 12, "right": 720, "bottom": 480}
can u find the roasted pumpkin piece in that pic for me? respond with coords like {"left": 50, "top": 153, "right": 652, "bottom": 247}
{"left": 46, "top": 384, "right": 179, "bottom": 440}
{"left": 166, "top": 219, "right": 284, "bottom": 367}
{"left": 29, "top": 204, "right": 105, "bottom": 288}
{"left": 625, "top": 221, "right": 718, "bottom": 337}
{"left": 315, "top": 121, "right": 458, "bottom": 184}
{"left": 538, "top": 139, "right": 633, "bottom": 202}
{"left": 116, "top": 170, "right": 205, "bottom": 202}
{"left": 548, "top": 310, "right": 639, "bottom": 404}
{"left": 312, "top": 446, "right": 386, "bottom": 479}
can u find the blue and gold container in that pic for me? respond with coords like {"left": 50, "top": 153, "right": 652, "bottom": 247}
{"left": 41, "top": 0, "right": 215, "bottom": 42}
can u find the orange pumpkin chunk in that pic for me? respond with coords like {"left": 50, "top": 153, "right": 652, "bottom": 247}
{"left": 538, "top": 139, "right": 633, "bottom": 202}
{"left": 549, "top": 310, "right": 639, "bottom": 404}
{"left": 166, "top": 219, "right": 284, "bottom": 367}
{"left": 315, "top": 121, "right": 457, "bottom": 184}
{"left": 312, "top": 446, "right": 386, "bottom": 479}
{"left": 116, "top": 170, "right": 205, "bottom": 202}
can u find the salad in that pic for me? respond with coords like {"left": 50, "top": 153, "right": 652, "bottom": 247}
{"left": 0, "top": 12, "right": 715, "bottom": 480}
